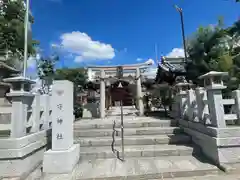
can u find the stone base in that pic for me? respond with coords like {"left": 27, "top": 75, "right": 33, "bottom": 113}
{"left": 0, "top": 147, "right": 45, "bottom": 178}
{"left": 43, "top": 144, "right": 80, "bottom": 174}
{"left": 0, "top": 131, "right": 48, "bottom": 178}
{"left": 180, "top": 119, "right": 240, "bottom": 165}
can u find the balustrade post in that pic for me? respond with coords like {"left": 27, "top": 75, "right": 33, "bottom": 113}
{"left": 199, "top": 71, "right": 228, "bottom": 128}
{"left": 41, "top": 94, "right": 50, "bottom": 130}
{"left": 195, "top": 87, "right": 210, "bottom": 124}
{"left": 175, "top": 82, "right": 190, "bottom": 120}
{"left": 187, "top": 88, "right": 197, "bottom": 122}
{"left": 232, "top": 89, "right": 240, "bottom": 124}
{"left": 30, "top": 94, "right": 41, "bottom": 133}
{"left": 4, "top": 77, "right": 35, "bottom": 138}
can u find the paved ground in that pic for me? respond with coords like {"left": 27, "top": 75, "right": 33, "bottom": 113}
{"left": 73, "top": 156, "right": 219, "bottom": 179}
{"left": 162, "top": 175, "right": 240, "bottom": 180}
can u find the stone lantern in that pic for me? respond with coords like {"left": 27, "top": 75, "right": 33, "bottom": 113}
{"left": 199, "top": 71, "right": 228, "bottom": 90}
{"left": 199, "top": 71, "right": 228, "bottom": 128}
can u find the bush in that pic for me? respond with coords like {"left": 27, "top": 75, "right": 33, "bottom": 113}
{"left": 74, "top": 103, "right": 83, "bottom": 119}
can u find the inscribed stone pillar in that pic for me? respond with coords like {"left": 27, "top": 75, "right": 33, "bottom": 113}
{"left": 51, "top": 80, "right": 74, "bottom": 150}
{"left": 100, "top": 70, "right": 105, "bottom": 118}
{"left": 136, "top": 68, "right": 144, "bottom": 116}
{"left": 43, "top": 80, "right": 80, "bottom": 174}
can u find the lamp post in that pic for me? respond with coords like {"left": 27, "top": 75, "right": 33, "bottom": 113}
{"left": 23, "top": 0, "right": 30, "bottom": 77}
{"left": 175, "top": 5, "right": 188, "bottom": 62}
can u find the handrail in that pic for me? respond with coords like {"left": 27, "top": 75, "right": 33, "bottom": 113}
{"left": 111, "top": 100, "right": 125, "bottom": 161}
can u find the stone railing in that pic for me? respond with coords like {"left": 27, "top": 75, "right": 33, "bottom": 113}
{"left": 0, "top": 77, "right": 53, "bottom": 178}
{"left": 0, "top": 93, "right": 52, "bottom": 137}
{"left": 0, "top": 78, "right": 79, "bottom": 179}
{"left": 171, "top": 71, "right": 240, "bottom": 166}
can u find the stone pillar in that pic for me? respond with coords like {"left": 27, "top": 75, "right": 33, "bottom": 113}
{"left": 4, "top": 77, "right": 35, "bottom": 138}
{"left": 100, "top": 70, "right": 105, "bottom": 118}
{"left": 186, "top": 88, "right": 197, "bottom": 121}
{"left": 195, "top": 87, "right": 210, "bottom": 124}
{"left": 232, "top": 89, "right": 240, "bottom": 124}
{"left": 136, "top": 68, "right": 144, "bottom": 116}
{"left": 175, "top": 83, "right": 190, "bottom": 120}
{"left": 30, "top": 94, "right": 41, "bottom": 133}
{"left": 41, "top": 94, "right": 50, "bottom": 130}
{"left": 43, "top": 80, "right": 80, "bottom": 174}
{"left": 199, "top": 71, "right": 227, "bottom": 128}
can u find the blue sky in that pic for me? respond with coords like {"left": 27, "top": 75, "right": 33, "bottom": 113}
{"left": 28, "top": 0, "right": 240, "bottom": 74}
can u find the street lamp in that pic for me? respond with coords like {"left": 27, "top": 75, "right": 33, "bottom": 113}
{"left": 175, "top": 5, "right": 188, "bottom": 62}
{"left": 23, "top": 0, "right": 30, "bottom": 77}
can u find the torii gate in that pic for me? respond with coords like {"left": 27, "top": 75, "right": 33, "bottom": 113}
{"left": 87, "top": 60, "right": 153, "bottom": 118}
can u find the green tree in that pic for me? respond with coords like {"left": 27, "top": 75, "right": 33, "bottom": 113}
{"left": 54, "top": 68, "right": 88, "bottom": 118}
{"left": 54, "top": 68, "right": 88, "bottom": 88}
{"left": 37, "top": 54, "right": 58, "bottom": 94}
{"left": 185, "top": 18, "right": 240, "bottom": 88}
{"left": 0, "top": 0, "right": 38, "bottom": 65}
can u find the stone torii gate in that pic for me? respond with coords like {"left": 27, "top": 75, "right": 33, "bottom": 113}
{"left": 87, "top": 61, "right": 153, "bottom": 118}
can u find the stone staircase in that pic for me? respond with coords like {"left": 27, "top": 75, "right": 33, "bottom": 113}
{"left": 73, "top": 109, "right": 220, "bottom": 179}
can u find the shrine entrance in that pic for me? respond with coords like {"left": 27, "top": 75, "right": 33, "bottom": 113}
{"left": 110, "top": 80, "right": 133, "bottom": 107}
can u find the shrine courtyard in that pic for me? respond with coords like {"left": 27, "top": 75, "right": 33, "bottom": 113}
{"left": 0, "top": 61, "right": 240, "bottom": 179}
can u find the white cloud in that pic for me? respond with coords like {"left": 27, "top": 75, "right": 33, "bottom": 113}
{"left": 59, "top": 31, "right": 115, "bottom": 62}
{"left": 166, "top": 48, "right": 185, "bottom": 58}
{"left": 136, "top": 58, "right": 143, "bottom": 62}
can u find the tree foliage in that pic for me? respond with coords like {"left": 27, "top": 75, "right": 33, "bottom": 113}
{"left": 54, "top": 68, "right": 88, "bottom": 88}
{"left": 54, "top": 67, "right": 88, "bottom": 118}
{"left": 37, "top": 55, "right": 58, "bottom": 80}
{"left": 36, "top": 54, "right": 58, "bottom": 94}
{"left": 185, "top": 18, "right": 240, "bottom": 89}
{"left": 0, "top": 0, "right": 38, "bottom": 61}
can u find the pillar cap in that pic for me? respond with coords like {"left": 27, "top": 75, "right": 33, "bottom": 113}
{"left": 6, "top": 91, "right": 34, "bottom": 97}
{"left": 3, "top": 76, "right": 36, "bottom": 84}
{"left": 199, "top": 71, "right": 228, "bottom": 79}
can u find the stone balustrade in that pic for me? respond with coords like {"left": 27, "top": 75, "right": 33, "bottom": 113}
{"left": 0, "top": 76, "right": 53, "bottom": 178}
{"left": 171, "top": 71, "right": 240, "bottom": 166}
{"left": 0, "top": 78, "right": 79, "bottom": 179}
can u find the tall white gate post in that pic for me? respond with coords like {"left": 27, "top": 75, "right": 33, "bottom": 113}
{"left": 100, "top": 69, "right": 106, "bottom": 118}
{"left": 136, "top": 68, "right": 144, "bottom": 116}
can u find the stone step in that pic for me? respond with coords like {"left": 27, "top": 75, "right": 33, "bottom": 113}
{"left": 80, "top": 144, "right": 199, "bottom": 160}
{"left": 74, "top": 134, "right": 191, "bottom": 147}
{"left": 74, "top": 118, "right": 177, "bottom": 130}
{"left": 74, "top": 127, "right": 183, "bottom": 137}
{"left": 162, "top": 175, "right": 240, "bottom": 180}
{"left": 75, "top": 156, "right": 219, "bottom": 180}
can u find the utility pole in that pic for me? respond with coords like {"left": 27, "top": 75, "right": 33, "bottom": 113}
{"left": 23, "top": 0, "right": 30, "bottom": 77}
{"left": 175, "top": 5, "right": 188, "bottom": 62}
